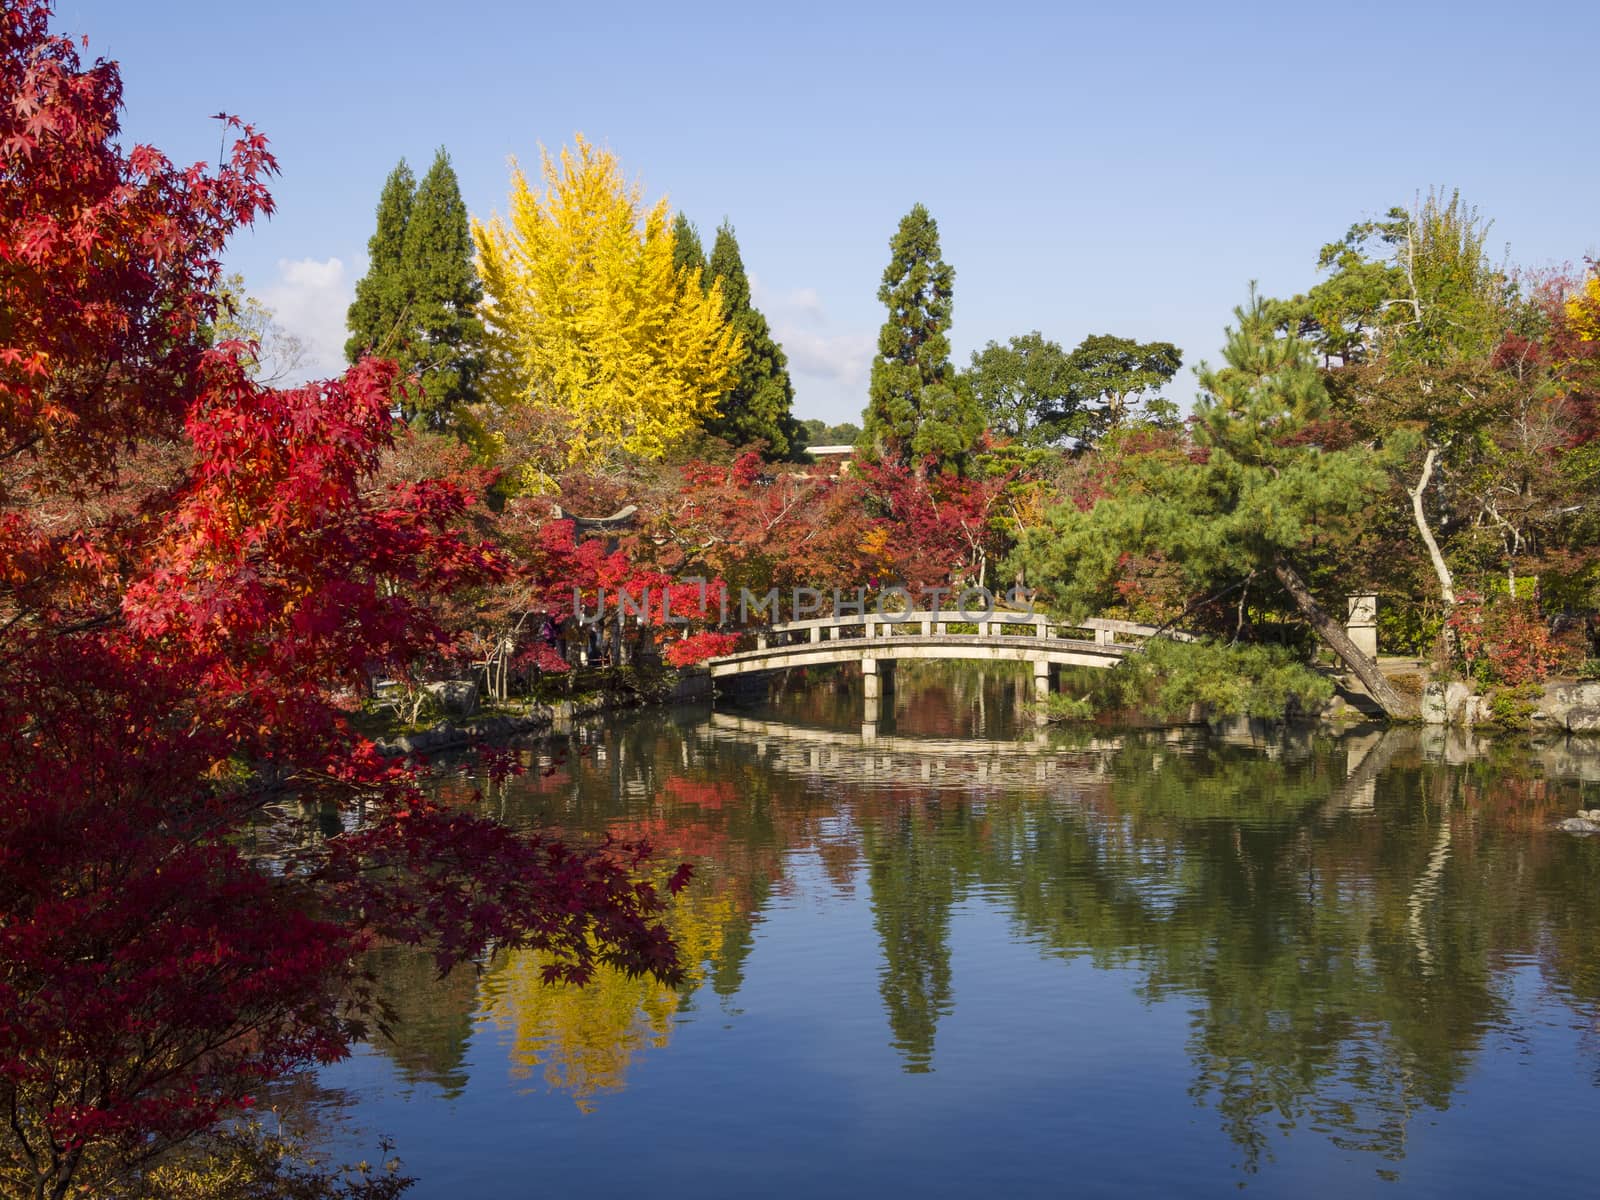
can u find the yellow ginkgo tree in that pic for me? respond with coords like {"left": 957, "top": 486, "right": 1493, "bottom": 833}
{"left": 472, "top": 136, "right": 743, "bottom": 483}
{"left": 1567, "top": 273, "right": 1600, "bottom": 344}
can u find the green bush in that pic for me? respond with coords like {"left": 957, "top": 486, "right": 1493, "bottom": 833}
{"left": 1041, "top": 693, "right": 1096, "bottom": 723}
{"left": 1486, "top": 682, "right": 1543, "bottom": 731}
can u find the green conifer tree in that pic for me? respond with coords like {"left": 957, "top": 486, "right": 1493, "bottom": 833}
{"left": 671, "top": 212, "right": 707, "bottom": 281}
{"left": 345, "top": 159, "right": 414, "bottom": 365}
{"left": 346, "top": 151, "right": 484, "bottom": 429}
{"left": 702, "top": 221, "right": 804, "bottom": 459}
{"left": 397, "top": 149, "right": 484, "bottom": 427}
{"left": 859, "top": 204, "right": 981, "bottom": 474}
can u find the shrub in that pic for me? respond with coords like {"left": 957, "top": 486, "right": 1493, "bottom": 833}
{"left": 1041, "top": 693, "right": 1097, "bottom": 723}
{"left": 1446, "top": 595, "right": 1564, "bottom": 687}
{"left": 1486, "top": 682, "right": 1544, "bottom": 731}
{"left": 126, "top": 1122, "right": 412, "bottom": 1199}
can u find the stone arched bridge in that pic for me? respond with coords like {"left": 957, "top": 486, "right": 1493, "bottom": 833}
{"left": 705, "top": 611, "right": 1189, "bottom": 701}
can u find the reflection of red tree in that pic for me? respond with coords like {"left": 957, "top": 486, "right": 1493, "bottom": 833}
{"left": 607, "top": 815, "right": 722, "bottom": 862}
{"left": 1463, "top": 772, "right": 1577, "bottom": 830}
{"left": 663, "top": 776, "right": 739, "bottom": 810}
{"left": 891, "top": 686, "right": 962, "bottom": 737}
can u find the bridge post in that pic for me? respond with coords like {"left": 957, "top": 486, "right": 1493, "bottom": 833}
{"left": 862, "top": 655, "right": 880, "bottom": 700}
{"left": 810, "top": 626, "right": 822, "bottom": 643}
{"left": 1033, "top": 659, "right": 1051, "bottom": 704}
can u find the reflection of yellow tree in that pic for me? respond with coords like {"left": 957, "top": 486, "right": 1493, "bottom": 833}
{"left": 479, "top": 880, "right": 740, "bottom": 1112}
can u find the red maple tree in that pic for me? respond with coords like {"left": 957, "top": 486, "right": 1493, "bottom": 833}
{"left": 643, "top": 451, "right": 1016, "bottom": 607}
{"left": 0, "top": 5, "right": 685, "bottom": 1196}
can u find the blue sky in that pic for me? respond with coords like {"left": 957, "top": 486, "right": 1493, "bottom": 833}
{"left": 58, "top": 0, "right": 1597, "bottom": 424}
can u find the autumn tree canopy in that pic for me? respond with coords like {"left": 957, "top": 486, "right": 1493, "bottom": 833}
{"left": 472, "top": 136, "right": 744, "bottom": 483}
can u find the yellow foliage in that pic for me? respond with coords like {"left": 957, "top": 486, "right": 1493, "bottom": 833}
{"left": 472, "top": 136, "right": 744, "bottom": 476}
{"left": 857, "top": 526, "right": 893, "bottom": 570}
{"left": 479, "top": 879, "right": 739, "bottom": 1112}
{"left": 1567, "top": 275, "right": 1600, "bottom": 343}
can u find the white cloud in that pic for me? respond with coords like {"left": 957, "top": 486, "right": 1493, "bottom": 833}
{"left": 259, "top": 257, "right": 352, "bottom": 385}
{"left": 750, "top": 276, "right": 874, "bottom": 421}
{"left": 779, "top": 326, "right": 877, "bottom": 386}
{"left": 752, "top": 278, "right": 827, "bottom": 329}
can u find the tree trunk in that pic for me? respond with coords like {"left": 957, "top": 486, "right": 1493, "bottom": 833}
{"left": 1408, "top": 446, "right": 1456, "bottom": 606}
{"left": 1272, "top": 558, "right": 1418, "bottom": 720}
{"left": 1408, "top": 445, "right": 1459, "bottom": 660}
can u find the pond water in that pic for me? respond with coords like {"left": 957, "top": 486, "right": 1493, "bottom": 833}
{"left": 308, "top": 664, "right": 1600, "bottom": 1197}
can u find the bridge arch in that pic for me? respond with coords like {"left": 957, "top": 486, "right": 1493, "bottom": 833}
{"left": 704, "top": 611, "right": 1187, "bottom": 702}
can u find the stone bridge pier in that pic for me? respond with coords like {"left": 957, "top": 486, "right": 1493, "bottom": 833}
{"left": 860, "top": 656, "right": 896, "bottom": 701}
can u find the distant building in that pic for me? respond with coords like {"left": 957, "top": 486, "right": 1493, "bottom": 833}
{"left": 803, "top": 445, "right": 855, "bottom": 476}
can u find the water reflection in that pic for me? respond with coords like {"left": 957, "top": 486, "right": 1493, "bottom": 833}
{"left": 477, "top": 873, "right": 742, "bottom": 1112}
{"left": 354, "top": 664, "right": 1600, "bottom": 1184}
{"left": 365, "top": 947, "right": 478, "bottom": 1099}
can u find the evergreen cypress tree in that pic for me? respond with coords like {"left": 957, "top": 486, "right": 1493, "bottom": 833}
{"left": 345, "top": 150, "right": 484, "bottom": 429}
{"left": 702, "top": 221, "right": 804, "bottom": 459}
{"left": 397, "top": 149, "right": 484, "bottom": 427}
{"left": 345, "top": 159, "right": 414, "bottom": 365}
{"left": 671, "top": 212, "right": 707, "bottom": 281}
{"left": 859, "top": 204, "right": 981, "bottom": 474}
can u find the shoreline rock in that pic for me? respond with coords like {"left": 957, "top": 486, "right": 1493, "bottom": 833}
{"left": 1559, "top": 808, "right": 1600, "bottom": 834}
{"left": 1411, "top": 678, "right": 1600, "bottom": 732}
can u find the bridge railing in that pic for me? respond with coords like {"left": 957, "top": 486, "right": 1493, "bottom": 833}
{"left": 744, "top": 610, "right": 1193, "bottom": 652}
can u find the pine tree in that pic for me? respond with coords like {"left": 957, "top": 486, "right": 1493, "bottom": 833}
{"left": 398, "top": 149, "right": 484, "bottom": 427}
{"left": 702, "top": 221, "right": 804, "bottom": 459}
{"left": 1016, "top": 287, "right": 1417, "bottom": 718}
{"left": 345, "top": 159, "right": 414, "bottom": 365}
{"left": 345, "top": 151, "right": 485, "bottom": 429}
{"left": 859, "top": 204, "right": 981, "bottom": 474}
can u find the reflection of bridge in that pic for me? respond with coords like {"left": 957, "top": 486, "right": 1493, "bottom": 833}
{"left": 706, "top": 612, "right": 1188, "bottom": 701}
{"left": 695, "top": 712, "right": 1125, "bottom": 791}
{"left": 699, "top": 712, "right": 1415, "bottom": 806}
